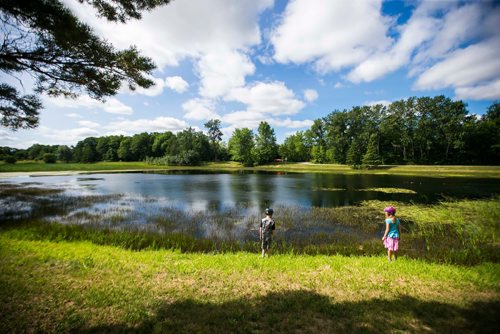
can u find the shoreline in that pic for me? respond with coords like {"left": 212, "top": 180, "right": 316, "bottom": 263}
{"left": 1, "top": 163, "right": 500, "bottom": 179}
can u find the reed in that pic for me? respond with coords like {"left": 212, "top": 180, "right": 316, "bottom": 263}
{"left": 1, "top": 182, "right": 498, "bottom": 264}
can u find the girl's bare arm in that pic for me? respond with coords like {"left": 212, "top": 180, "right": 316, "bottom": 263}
{"left": 382, "top": 224, "right": 389, "bottom": 240}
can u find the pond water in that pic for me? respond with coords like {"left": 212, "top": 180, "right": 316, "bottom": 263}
{"left": 1, "top": 171, "right": 498, "bottom": 258}
{"left": 2, "top": 171, "right": 499, "bottom": 213}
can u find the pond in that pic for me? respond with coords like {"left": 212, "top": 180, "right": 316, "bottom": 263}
{"left": 1, "top": 171, "right": 498, "bottom": 212}
{"left": 1, "top": 171, "right": 498, "bottom": 260}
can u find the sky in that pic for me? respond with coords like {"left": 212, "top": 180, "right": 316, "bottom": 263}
{"left": 1, "top": 0, "right": 500, "bottom": 149}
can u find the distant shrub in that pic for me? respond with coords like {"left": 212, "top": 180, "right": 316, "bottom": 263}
{"left": 4, "top": 156, "right": 17, "bottom": 164}
{"left": 43, "top": 153, "right": 57, "bottom": 164}
{"left": 145, "top": 150, "right": 201, "bottom": 166}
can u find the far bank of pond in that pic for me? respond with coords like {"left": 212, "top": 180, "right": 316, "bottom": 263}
{"left": 1, "top": 161, "right": 500, "bottom": 178}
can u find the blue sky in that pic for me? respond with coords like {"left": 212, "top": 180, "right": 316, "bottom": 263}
{"left": 1, "top": 0, "right": 499, "bottom": 149}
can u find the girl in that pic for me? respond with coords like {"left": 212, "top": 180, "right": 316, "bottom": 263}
{"left": 382, "top": 206, "right": 400, "bottom": 261}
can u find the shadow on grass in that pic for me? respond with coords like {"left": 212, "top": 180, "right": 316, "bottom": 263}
{"left": 79, "top": 291, "right": 499, "bottom": 334}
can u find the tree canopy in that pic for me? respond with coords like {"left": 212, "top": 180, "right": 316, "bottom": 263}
{"left": 1, "top": 98, "right": 499, "bottom": 167}
{"left": 0, "top": 0, "right": 170, "bottom": 129}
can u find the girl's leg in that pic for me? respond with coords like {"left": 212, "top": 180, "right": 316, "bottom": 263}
{"left": 387, "top": 249, "right": 392, "bottom": 261}
{"left": 394, "top": 251, "right": 397, "bottom": 261}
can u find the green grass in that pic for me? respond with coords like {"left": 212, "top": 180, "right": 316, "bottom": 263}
{"left": 2, "top": 161, "right": 500, "bottom": 178}
{"left": 0, "top": 236, "right": 499, "bottom": 333}
{"left": 356, "top": 187, "right": 417, "bottom": 194}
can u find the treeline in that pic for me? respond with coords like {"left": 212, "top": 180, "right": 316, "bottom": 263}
{"left": 1, "top": 96, "right": 499, "bottom": 166}
{"left": 300, "top": 96, "right": 499, "bottom": 165}
{"left": 0, "top": 127, "right": 226, "bottom": 165}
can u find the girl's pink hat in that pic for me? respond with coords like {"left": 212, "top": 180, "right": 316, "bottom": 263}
{"left": 384, "top": 206, "right": 396, "bottom": 215}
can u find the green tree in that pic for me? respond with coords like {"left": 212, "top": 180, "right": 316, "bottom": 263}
{"left": 204, "top": 119, "right": 223, "bottom": 161}
{"left": 346, "top": 139, "right": 364, "bottom": 166}
{"left": 362, "top": 134, "right": 382, "bottom": 166}
{"left": 131, "top": 132, "right": 152, "bottom": 161}
{"left": 96, "top": 137, "right": 110, "bottom": 160}
{"left": 73, "top": 137, "right": 98, "bottom": 162}
{"left": 463, "top": 102, "right": 500, "bottom": 164}
{"left": 228, "top": 128, "right": 254, "bottom": 166}
{"left": 379, "top": 99, "right": 418, "bottom": 163}
{"left": 117, "top": 137, "right": 133, "bottom": 161}
{"left": 57, "top": 145, "right": 73, "bottom": 162}
{"left": 27, "top": 144, "right": 45, "bottom": 160}
{"left": 280, "top": 131, "right": 310, "bottom": 162}
{"left": 413, "top": 96, "right": 468, "bottom": 163}
{"left": 0, "top": 0, "right": 171, "bottom": 129}
{"left": 107, "top": 135, "right": 124, "bottom": 161}
{"left": 323, "top": 111, "right": 349, "bottom": 163}
{"left": 254, "top": 121, "right": 278, "bottom": 165}
{"left": 175, "top": 128, "right": 211, "bottom": 161}
{"left": 43, "top": 153, "right": 57, "bottom": 163}
{"left": 306, "top": 119, "right": 327, "bottom": 162}
{"left": 151, "top": 132, "right": 175, "bottom": 157}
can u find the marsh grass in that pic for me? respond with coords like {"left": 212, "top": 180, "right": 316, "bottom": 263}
{"left": 356, "top": 187, "right": 417, "bottom": 194}
{"left": 1, "top": 182, "right": 498, "bottom": 264}
{"left": 362, "top": 198, "right": 500, "bottom": 264}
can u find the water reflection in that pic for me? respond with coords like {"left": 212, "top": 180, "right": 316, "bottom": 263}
{"left": 1, "top": 171, "right": 499, "bottom": 214}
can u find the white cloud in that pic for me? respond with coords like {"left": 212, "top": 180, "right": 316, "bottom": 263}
{"left": 220, "top": 125, "right": 239, "bottom": 141}
{"left": 221, "top": 112, "right": 313, "bottom": 132}
{"left": 347, "top": 14, "right": 438, "bottom": 83}
{"left": 104, "top": 117, "right": 189, "bottom": 134}
{"left": 365, "top": 100, "right": 392, "bottom": 107}
{"left": 120, "top": 76, "right": 189, "bottom": 96}
{"left": 414, "top": 37, "right": 500, "bottom": 91}
{"left": 219, "top": 81, "right": 310, "bottom": 132}
{"left": 66, "top": 113, "right": 83, "bottom": 118}
{"left": 269, "top": 0, "right": 500, "bottom": 103}
{"left": 333, "top": 82, "right": 344, "bottom": 89}
{"left": 182, "top": 98, "right": 220, "bottom": 121}
{"left": 100, "top": 98, "right": 134, "bottom": 115}
{"left": 46, "top": 95, "right": 133, "bottom": 115}
{"left": 165, "top": 76, "right": 189, "bottom": 93}
{"left": 303, "top": 89, "right": 318, "bottom": 102}
{"left": 222, "top": 110, "right": 266, "bottom": 129}
{"left": 120, "top": 75, "right": 189, "bottom": 96}
{"left": 65, "top": 0, "right": 272, "bottom": 99}
{"left": 455, "top": 79, "right": 500, "bottom": 100}
{"left": 225, "top": 81, "right": 305, "bottom": 116}
{"left": 78, "top": 120, "right": 100, "bottom": 128}
{"left": 271, "top": 0, "right": 392, "bottom": 73}
{"left": 35, "top": 126, "right": 101, "bottom": 145}
{"left": 0, "top": 129, "right": 17, "bottom": 143}
{"left": 270, "top": 118, "right": 313, "bottom": 128}
{"left": 196, "top": 50, "right": 255, "bottom": 98}
{"left": 410, "top": 3, "right": 483, "bottom": 71}
{"left": 131, "top": 77, "right": 169, "bottom": 96}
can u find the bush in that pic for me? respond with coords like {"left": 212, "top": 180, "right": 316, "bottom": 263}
{"left": 145, "top": 150, "right": 202, "bottom": 166}
{"left": 4, "top": 156, "right": 16, "bottom": 164}
{"left": 43, "top": 153, "right": 57, "bottom": 163}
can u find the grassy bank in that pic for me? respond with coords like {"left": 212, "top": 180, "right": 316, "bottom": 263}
{"left": 1, "top": 161, "right": 500, "bottom": 178}
{"left": 1, "top": 236, "right": 499, "bottom": 333}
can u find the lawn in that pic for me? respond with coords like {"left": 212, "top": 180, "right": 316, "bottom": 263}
{"left": 1, "top": 236, "right": 499, "bottom": 333}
